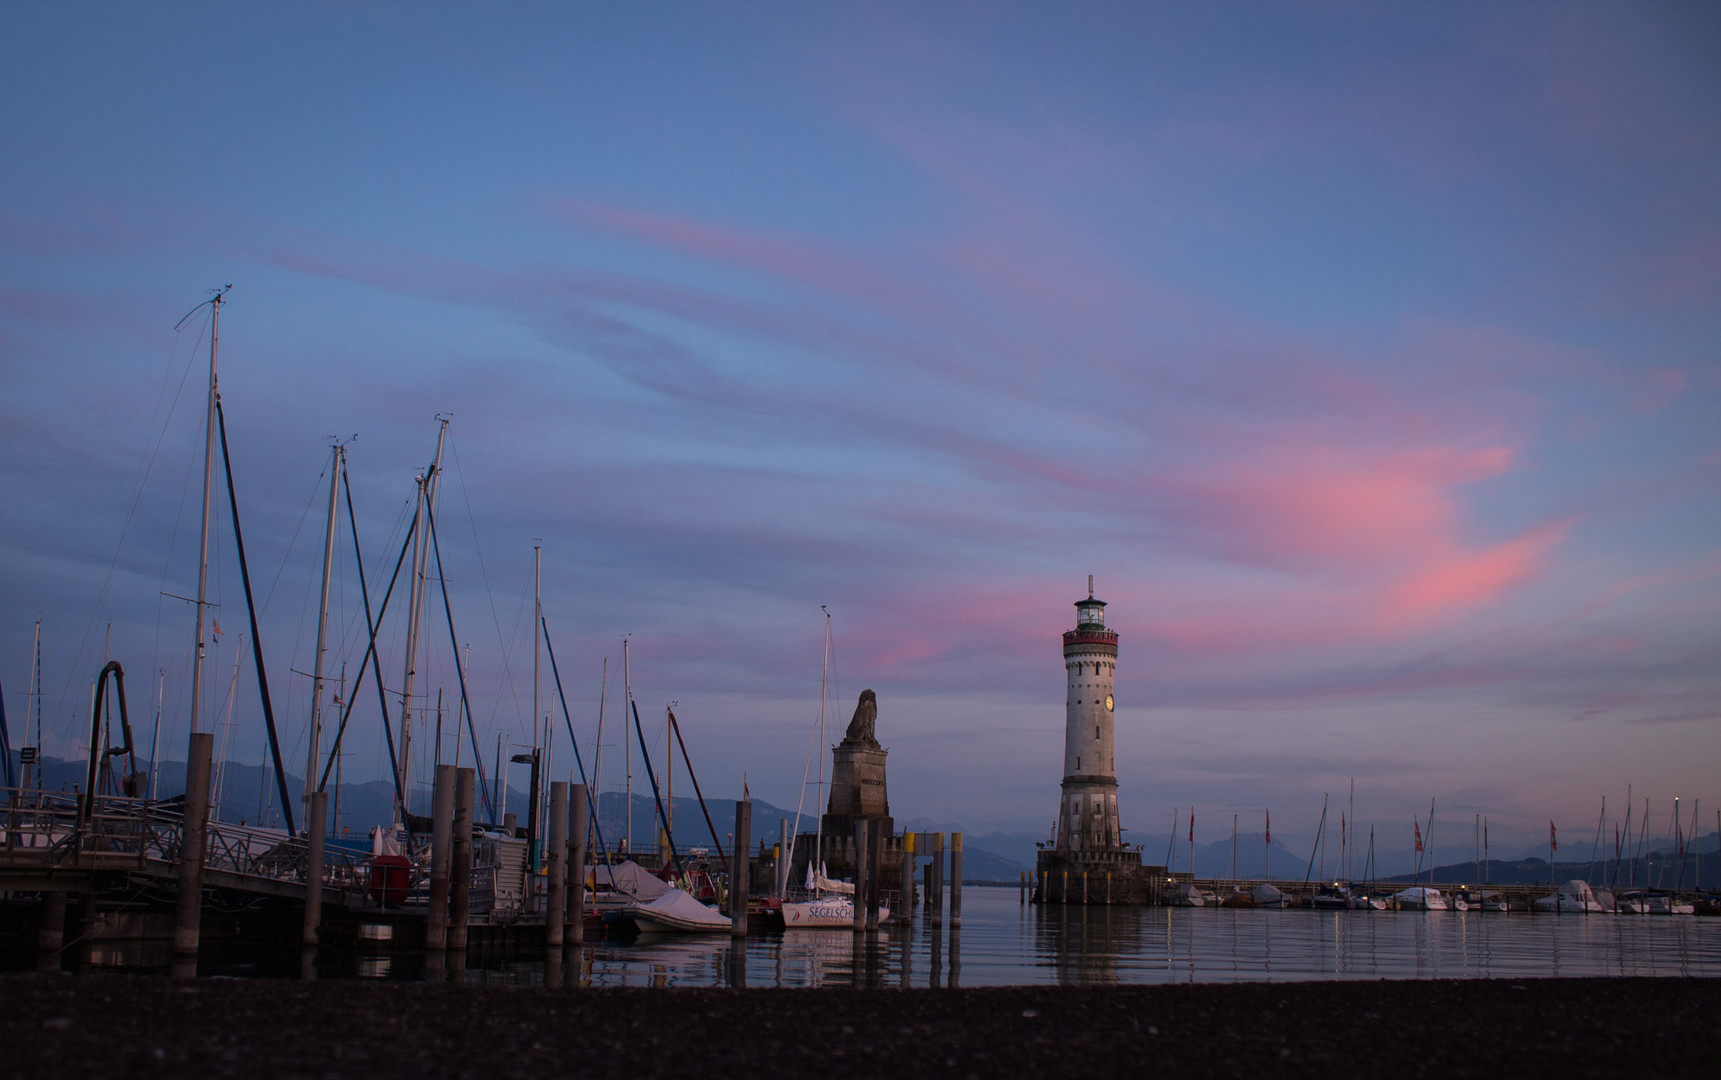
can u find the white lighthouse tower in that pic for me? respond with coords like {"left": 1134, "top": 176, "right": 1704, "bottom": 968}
{"left": 1056, "top": 575, "right": 1123, "bottom": 852}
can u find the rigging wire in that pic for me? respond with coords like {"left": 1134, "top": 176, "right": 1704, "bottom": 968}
{"left": 448, "top": 433, "right": 529, "bottom": 740}
{"left": 57, "top": 309, "right": 210, "bottom": 746}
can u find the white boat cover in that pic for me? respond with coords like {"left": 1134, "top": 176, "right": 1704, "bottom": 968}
{"left": 1534, "top": 879, "right": 1605, "bottom": 912}
{"left": 630, "top": 888, "right": 731, "bottom": 932}
{"left": 1250, "top": 882, "right": 1286, "bottom": 904}
{"left": 803, "top": 862, "right": 855, "bottom": 896}
{"left": 591, "top": 861, "right": 671, "bottom": 901}
{"left": 1391, "top": 886, "right": 1446, "bottom": 907}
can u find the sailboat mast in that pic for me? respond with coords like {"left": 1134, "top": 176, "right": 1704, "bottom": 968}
{"left": 147, "top": 667, "right": 163, "bottom": 800}
{"left": 814, "top": 607, "right": 829, "bottom": 877}
{"left": 23, "top": 619, "right": 41, "bottom": 789}
{"left": 304, "top": 442, "right": 343, "bottom": 816}
{"left": 623, "top": 636, "right": 633, "bottom": 855}
{"left": 593, "top": 657, "right": 607, "bottom": 849}
{"left": 398, "top": 418, "right": 449, "bottom": 821}
{"left": 533, "top": 545, "right": 541, "bottom": 762}
{"left": 188, "top": 288, "right": 226, "bottom": 736}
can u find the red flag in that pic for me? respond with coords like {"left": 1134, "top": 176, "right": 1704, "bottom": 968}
{"left": 1188, "top": 809, "right": 1194, "bottom": 843}
{"left": 1413, "top": 820, "right": 1423, "bottom": 853}
{"left": 1265, "top": 809, "right": 1270, "bottom": 846}
{"left": 1341, "top": 814, "right": 1346, "bottom": 846}
{"left": 1549, "top": 820, "right": 1557, "bottom": 852}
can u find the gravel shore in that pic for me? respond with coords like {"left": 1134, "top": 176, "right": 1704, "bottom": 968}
{"left": 2, "top": 974, "right": 1715, "bottom": 1078}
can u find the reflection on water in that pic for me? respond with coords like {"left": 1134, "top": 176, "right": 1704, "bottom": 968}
{"left": 23, "top": 886, "right": 1720, "bottom": 986}
{"left": 539, "top": 886, "right": 1720, "bottom": 988}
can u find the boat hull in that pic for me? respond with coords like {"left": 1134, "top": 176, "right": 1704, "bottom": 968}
{"left": 781, "top": 897, "right": 891, "bottom": 928}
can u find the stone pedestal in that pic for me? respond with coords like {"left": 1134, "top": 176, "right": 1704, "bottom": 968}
{"left": 822, "top": 741, "right": 892, "bottom": 843}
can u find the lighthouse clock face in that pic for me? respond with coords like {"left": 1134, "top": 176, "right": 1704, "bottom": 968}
{"left": 1104, "top": 693, "right": 1114, "bottom": 712}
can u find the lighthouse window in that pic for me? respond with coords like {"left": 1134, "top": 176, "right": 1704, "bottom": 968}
{"left": 1077, "top": 757, "right": 1081, "bottom": 769}
{"left": 1096, "top": 725, "right": 1100, "bottom": 739}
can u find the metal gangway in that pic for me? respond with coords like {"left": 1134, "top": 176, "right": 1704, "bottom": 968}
{"left": 0, "top": 787, "right": 364, "bottom": 904}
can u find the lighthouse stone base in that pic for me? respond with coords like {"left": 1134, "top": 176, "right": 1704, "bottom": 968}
{"left": 1034, "top": 847, "right": 1164, "bottom": 905}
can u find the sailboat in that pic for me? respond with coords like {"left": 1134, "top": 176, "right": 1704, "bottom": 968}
{"left": 781, "top": 610, "right": 888, "bottom": 929}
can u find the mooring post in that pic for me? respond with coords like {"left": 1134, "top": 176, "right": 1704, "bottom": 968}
{"left": 866, "top": 826, "right": 883, "bottom": 930}
{"left": 899, "top": 830, "right": 915, "bottom": 924}
{"left": 1062, "top": 868, "right": 1068, "bottom": 903}
{"left": 569, "top": 783, "right": 588, "bottom": 947}
{"left": 36, "top": 891, "right": 65, "bottom": 969}
{"left": 1107, "top": 870, "right": 1113, "bottom": 905}
{"left": 851, "top": 819, "right": 869, "bottom": 932}
{"left": 302, "top": 790, "right": 328, "bottom": 948}
{"left": 1082, "top": 870, "right": 1090, "bottom": 905}
{"left": 174, "top": 731, "right": 214, "bottom": 967}
{"left": 427, "top": 764, "right": 455, "bottom": 951}
{"left": 732, "top": 798, "right": 752, "bottom": 938}
{"left": 449, "top": 766, "right": 475, "bottom": 951}
{"left": 778, "top": 817, "right": 791, "bottom": 897}
{"left": 923, "top": 862, "right": 933, "bottom": 912}
{"left": 546, "top": 781, "right": 568, "bottom": 948}
{"left": 950, "top": 832, "right": 964, "bottom": 927}
{"left": 930, "top": 832, "right": 945, "bottom": 927}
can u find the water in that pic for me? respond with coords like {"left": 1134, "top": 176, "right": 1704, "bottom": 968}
{"left": 460, "top": 886, "right": 1721, "bottom": 988}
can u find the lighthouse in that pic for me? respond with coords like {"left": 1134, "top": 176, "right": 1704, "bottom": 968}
{"left": 1036, "top": 576, "right": 1147, "bottom": 904}
{"left": 1057, "top": 575, "right": 1122, "bottom": 852}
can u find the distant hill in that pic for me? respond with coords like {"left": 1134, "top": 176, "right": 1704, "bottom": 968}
{"left": 1382, "top": 848, "right": 1720, "bottom": 889}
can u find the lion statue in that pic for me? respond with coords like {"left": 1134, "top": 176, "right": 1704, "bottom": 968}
{"left": 843, "top": 689, "right": 879, "bottom": 745}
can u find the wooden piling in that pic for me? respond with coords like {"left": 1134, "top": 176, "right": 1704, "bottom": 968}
{"left": 930, "top": 832, "right": 944, "bottom": 927}
{"left": 1020, "top": 869, "right": 1026, "bottom": 904}
{"left": 778, "top": 818, "right": 791, "bottom": 897}
{"left": 852, "top": 819, "right": 869, "bottom": 932}
{"left": 546, "top": 781, "right": 567, "bottom": 948}
{"left": 569, "top": 783, "right": 588, "bottom": 947}
{"left": 899, "top": 830, "right": 915, "bottom": 924}
{"left": 731, "top": 799, "right": 751, "bottom": 938}
{"left": 866, "top": 824, "right": 882, "bottom": 930}
{"left": 302, "top": 790, "right": 327, "bottom": 948}
{"left": 1082, "top": 870, "right": 1089, "bottom": 904}
{"left": 950, "top": 832, "right": 963, "bottom": 927}
{"left": 426, "top": 764, "right": 455, "bottom": 951}
{"left": 174, "top": 731, "right": 214, "bottom": 964}
{"left": 449, "top": 766, "right": 475, "bottom": 950}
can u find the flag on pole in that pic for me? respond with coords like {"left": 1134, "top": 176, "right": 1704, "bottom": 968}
{"left": 1550, "top": 820, "right": 1557, "bottom": 852}
{"left": 1189, "top": 809, "right": 1194, "bottom": 843}
{"left": 1265, "top": 809, "right": 1270, "bottom": 845}
{"left": 1414, "top": 820, "right": 1423, "bottom": 853}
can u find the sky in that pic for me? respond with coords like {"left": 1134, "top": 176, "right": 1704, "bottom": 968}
{"left": 2, "top": 1, "right": 1717, "bottom": 865}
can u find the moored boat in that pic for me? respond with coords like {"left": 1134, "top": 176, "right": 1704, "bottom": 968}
{"left": 626, "top": 887, "right": 733, "bottom": 933}
{"left": 1388, "top": 886, "right": 1448, "bottom": 910}
{"left": 1533, "top": 879, "right": 1608, "bottom": 913}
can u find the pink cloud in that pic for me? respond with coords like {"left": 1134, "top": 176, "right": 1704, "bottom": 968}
{"left": 1634, "top": 368, "right": 1688, "bottom": 414}
{"left": 1155, "top": 442, "right": 1519, "bottom": 570}
{"left": 1384, "top": 519, "right": 1569, "bottom": 622}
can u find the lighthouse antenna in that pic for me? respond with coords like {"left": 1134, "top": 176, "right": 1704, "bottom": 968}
{"left": 1087, "top": 574, "right": 1094, "bottom": 598}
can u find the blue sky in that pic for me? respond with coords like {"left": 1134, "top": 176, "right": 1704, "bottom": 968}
{"left": 2, "top": 1, "right": 1717, "bottom": 860}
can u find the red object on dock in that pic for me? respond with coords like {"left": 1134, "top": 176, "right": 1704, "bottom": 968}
{"left": 368, "top": 854, "right": 412, "bottom": 905}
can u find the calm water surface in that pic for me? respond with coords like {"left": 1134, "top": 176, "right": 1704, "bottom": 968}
{"left": 467, "top": 886, "right": 1720, "bottom": 988}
